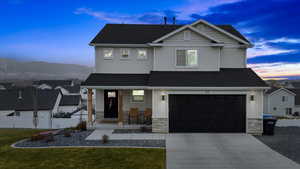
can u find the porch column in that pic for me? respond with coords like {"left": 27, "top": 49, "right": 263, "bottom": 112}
{"left": 87, "top": 88, "right": 93, "bottom": 126}
{"left": 118, "top": 90, "right": 124, "bottom": 126}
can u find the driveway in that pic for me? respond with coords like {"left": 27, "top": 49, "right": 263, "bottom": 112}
{"left": 166, "top": 134, "right": 300, "bottom": 169}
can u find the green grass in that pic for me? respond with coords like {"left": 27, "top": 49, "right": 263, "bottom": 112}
{"left": 0, "top": 129, "right": 165, "bottom": 169}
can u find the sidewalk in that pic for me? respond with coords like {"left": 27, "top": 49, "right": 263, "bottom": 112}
{"left": 86, "top": 129, "right": 166, "bottom": 140}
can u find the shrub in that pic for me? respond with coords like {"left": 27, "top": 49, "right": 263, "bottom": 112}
{"left": 45, "top": 133, "right": 54, "bottom": 142}
{"left": 30, "top": 134, "right": 45, "bottom": 141}
{"left": 76, "top": 121, "right": 87, "bottom": 131}
{"left": 294, "top": 112, "right": 300, "bottom": 117}
{"left": 63, "top": 131, "right": 72, "bottom": 137}
{"left": 102, "top": 135, "right": 109, "bottom": 144}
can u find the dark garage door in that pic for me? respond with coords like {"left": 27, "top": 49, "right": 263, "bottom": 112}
{"left": 169, "top": 95, "right": 246, "bottom": 133}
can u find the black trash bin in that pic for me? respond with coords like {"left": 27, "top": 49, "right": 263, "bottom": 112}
{"left": 263, "top": 115, "right": 277, "bottom": 135}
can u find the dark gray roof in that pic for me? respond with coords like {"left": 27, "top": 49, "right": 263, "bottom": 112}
{"left": 0, "top": 82, "right": 15, "bottom": 90}
{"left": 81, "top": 73, "right": 149, "bottom": 86}
{"left": 289, "top": 89, "right": 300, "bottom": 105}
{"left": 0, "top": 90, "right": 18, "bottom": 110}
{"left": 59, "top": 95, "right": 81, "bottom": 106}
{"left": 148, "top": 69, "right": 267, "bottom": 87}
{"left": 63, "top": 85, "right": 80, "bottom": 93}
{"left": 265, "top": 87, "right": 280, "bottom": 94}
{"left": 291, "top": 82, "right": 300, "bottom": 88}
{"left": 90, "top": 24, "right": 249, "bottom": 44}
{"left": 82, "top": 68, "right": 267, "bottom": 87}
{"left": 15, "top": 88, "right": 60, "bottom": 111}
{"left": 34, "top": 80, "right": 72, "bottom": 88}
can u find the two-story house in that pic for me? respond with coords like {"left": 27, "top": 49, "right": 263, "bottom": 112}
{"left": 81, "top": 19, "right": 269, "bottom": 135}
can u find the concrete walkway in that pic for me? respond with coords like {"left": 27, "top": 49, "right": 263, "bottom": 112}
{"left": 167, "top": 134, "right": 300, "bottom": 169}
{"left": 86, "top": 129, "right": 166, "bottom": 140}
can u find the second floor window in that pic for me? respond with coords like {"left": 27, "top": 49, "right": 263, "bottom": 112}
{"left": 137, "top": 50, "right": 147, "bottom": 60}
{"left": 121, "top": 49, "right": 130, "bottom": 59}
{"left": 176, "top": 49, "right": 198, "bottom": 67}
{"left": 282, "top": 96, "right": 287, "bottom": 102}
{"left": 103, "top": 49, "right": 113, "bottom": 59}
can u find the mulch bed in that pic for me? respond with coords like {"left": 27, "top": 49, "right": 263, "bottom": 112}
{"left": 255, "top": 127, "right": 300, "bottom": 164}
{"left": 13, "top": 130, "right": 165, "bottom": 148}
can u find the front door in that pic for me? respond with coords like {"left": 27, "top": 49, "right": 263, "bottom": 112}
{"left": 104, "top": 90, "right": 118, "bottom": 118}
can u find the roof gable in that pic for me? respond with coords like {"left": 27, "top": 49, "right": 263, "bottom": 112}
{"left": 152, "top": 25, "right": 220, "bottom": 43}
{"left": 267, "top": 87, "right": 296, "bottom": 96}
{"left": 190, "top": 19, "right": 251, "bottom": 45}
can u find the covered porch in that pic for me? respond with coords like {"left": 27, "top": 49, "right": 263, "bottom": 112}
{"left": 94, "top": 89, "right": 153, "bottom": 126}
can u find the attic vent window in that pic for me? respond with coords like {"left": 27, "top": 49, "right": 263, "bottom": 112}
{"left": 137, "top": 50, "right": 147, "bottom": 60}
{"left": 103, "top": 49, "right": 113, "bottom": 59}
{"left": 121, "top": 49, "right": 130, "bottom": 59}
{"left": 184, "top": 30, "right": 191, "bottom": 40}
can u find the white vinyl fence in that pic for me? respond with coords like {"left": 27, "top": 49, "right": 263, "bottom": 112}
{"left": 276, "top": 119, "right": 300, "bottom": 127}
{"left": 0, "top": 116, "right": 82, "bottom": 129}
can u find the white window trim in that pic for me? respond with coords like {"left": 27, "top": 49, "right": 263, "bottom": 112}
{"left": 103, "top": 48, "right": 113, "bottom": 60}
{"left": 137, "top": 49, "right": 148, "bottom": 60}
{"left": 120, "top": 48, "right": 130, "bottom": 60}
{"left": 131, "top": 90, "right": 145, "bottom": 103}
{"left": 175, "top": 48, "right": 199, "bottom": 68}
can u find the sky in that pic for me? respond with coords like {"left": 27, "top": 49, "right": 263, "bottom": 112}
{"left": 0, "top": 0, "right": 300, "bottom": 79}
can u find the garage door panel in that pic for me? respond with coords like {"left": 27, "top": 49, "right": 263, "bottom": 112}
{"left": 169, "top": 95, "right": 246, "bottom": 133}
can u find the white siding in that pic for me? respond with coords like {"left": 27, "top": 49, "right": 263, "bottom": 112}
{"left": 220, "top": 48, "right": 246, "bottom": 68}
{"left": 58, "top": 106, "right": 78, "bottom": 113}
{"left": 153, "top": 46, "right": 220, "bottom": 71}
{"left": 95, "top": 47, "right": 153, "bottom": 73}
{"left": 265, "top": 90, "right": 295, "bottom": 116}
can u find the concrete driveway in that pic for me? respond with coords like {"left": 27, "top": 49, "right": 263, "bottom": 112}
{"left": 166, "top": 134, "right": 300, "bottom": 169}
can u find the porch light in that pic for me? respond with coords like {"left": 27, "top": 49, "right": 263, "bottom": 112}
{"left": 250, "top": 95, "right": 255, "bottom": 101}
{"left": 161, "top": 95, "right": 166, "bottom": 101}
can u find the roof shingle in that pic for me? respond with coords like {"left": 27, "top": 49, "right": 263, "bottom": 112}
{"left": 90, "top": 24, "right": 249, "bottom": 44}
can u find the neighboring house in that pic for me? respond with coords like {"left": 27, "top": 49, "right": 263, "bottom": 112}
{"left": 0, "top": 90, "right": 18, "bottom": 116}
{"left": 33, "top": 80, "right": 73, "bottom": 90}
{"left": 12, "top": 88, "right": 62, "bottom": 120}
{"left": 58, "top": 95, "right": 81, "bottom": 113}
{"left": 0, "top": 82, "right": 15, "bottom": 90}
{"left": 289, "top": 89, "right": 300, "bottom": 114}
{"left": 81, "top": 19, "right": 269, "bottom": 134}
{"left": 264, "top": 88, "right": 295, "bottom": 117}
{"left": 286, "top": 82, "right": 300, "bottom": 89}
{"left": 55, "top": 84, "right": 80, "bottom": 95}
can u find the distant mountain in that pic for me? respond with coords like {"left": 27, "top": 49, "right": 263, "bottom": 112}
{"left": 0, "top": 58, "right": 93, "bottom": 81}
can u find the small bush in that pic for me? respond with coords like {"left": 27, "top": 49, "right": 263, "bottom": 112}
{"left": 294, "top": 112, "right": 300, "bottom": 117}
{"left": 45, "top": 134, "right": 54, "bottom": 143}
{"left": 102, "top": 135, "right": 109, "bottom": 144}
{"left": 30, "top": 134, "right": 45, "bottom": 141}
{"left": 63, "top": 131, "right": 72, "bottom": 137}
{"left": 76, "top": 121, "right": 87, "bottom": 131}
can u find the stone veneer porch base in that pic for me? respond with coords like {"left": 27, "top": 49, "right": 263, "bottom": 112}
{"left": 152, "top": 118, "right": 168, "bottom": 133}
{"left": 247, "top": 118, "right": 263, "bottom": 135}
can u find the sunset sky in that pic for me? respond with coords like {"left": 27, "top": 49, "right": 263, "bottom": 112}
{"left": 0, "top": 0, "right": 299, "bottom": 79}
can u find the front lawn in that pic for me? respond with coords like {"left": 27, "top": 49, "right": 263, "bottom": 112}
{"left": 0, "top": 129, "right": 165, "bottom": 169}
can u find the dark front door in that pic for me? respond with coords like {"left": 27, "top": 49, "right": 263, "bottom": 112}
{"left": 169, "top": 95, "right": 246, "bottom": 133}
{"left": 104, "top": 90, "right": 118, "bottom": 118}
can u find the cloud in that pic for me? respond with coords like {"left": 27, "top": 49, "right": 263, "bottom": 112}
{"left": 267, "top": 37, "right": 300, "bottom": 44}
{"left": 248, "top": 62, "right": 300, "bottom": 78}
{"left": 247, "top": 38, "right": 298, "bottom": 58}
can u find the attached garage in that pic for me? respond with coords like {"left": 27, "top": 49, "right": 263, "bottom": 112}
{"left": 169, "top": 95, "right": 246, "bottom": 133}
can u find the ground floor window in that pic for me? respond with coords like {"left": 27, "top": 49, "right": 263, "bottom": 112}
{"left": 286, "top": 108, "right": 292, "bottom": 115}
{"left": 132, "top": 90, "right": 144, "bottom": 102}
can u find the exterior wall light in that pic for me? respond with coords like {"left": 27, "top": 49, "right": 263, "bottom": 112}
{"left": 250, "top": 95, "right": 255, "bottom": 101}
{"left": 161, "top": 95, "right": 166, "bottom": 101}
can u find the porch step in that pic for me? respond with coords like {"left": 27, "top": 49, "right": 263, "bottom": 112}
{"left": 99, "top": 118, "right": 118, "bottom": 123}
